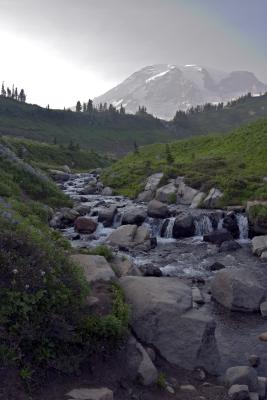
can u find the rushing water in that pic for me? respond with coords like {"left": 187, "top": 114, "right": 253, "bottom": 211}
{"left": 60, "top": 173, "right": 267, "bottom": 375}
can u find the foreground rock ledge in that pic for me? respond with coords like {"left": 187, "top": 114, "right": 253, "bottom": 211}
{"left": 120, "top": 276, "right": 220, "bottom": 374}
{"left": 67, "top": 387, "right": 113, "bottom": 400}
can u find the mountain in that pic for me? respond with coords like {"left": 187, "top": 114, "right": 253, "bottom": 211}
{"left": 94, "top": 64, "right": 267, "bottom": 120}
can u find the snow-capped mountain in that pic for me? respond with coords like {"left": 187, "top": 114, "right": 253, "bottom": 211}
{"left": 94, "top": 64, "right": 267, "bottom": 120}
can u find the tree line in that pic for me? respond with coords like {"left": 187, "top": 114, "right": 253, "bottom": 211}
{"left": 1, "top": 82, "right": 26, "bottom": 103}
{"left": 75, "top": 99, "right": 150, "bottom": 117}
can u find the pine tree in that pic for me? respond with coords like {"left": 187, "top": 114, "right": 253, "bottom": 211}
{"left": 18, "top": 89, "right": 26, "bottom": 102}
{"left": 53, "top": 137, "right": 57, "bottom": 145}
{"left": 12, "top": 85, "right": 15, "bottom": 99}
{"left": 119, "top": 104, "right": 125, "bottom": 115}
{"left": 1, "top": 82, "right": 6, "bottom": 97}
{"left": 6, "top": 87, "right": 11, "bottom": 97}
{"left": 87, "top": 99, "right": 93, "bottom": 113}
{"left": 14, "top": 87, "right": 18, "bottom": 100}
{"left": 76, "top": 101, "right": 82, "bottom": 112}
{"left": 82, "top": 102, "right": 87, "bottom": 113}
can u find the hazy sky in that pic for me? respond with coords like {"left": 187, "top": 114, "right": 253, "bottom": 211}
{"left": 0, "top": 0, "right": 267, "bottom": 108}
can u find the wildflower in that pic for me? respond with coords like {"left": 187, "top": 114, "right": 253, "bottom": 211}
{"left": 25, "top": 284, "right": 30, "bottom": 290}
{"left": 40, "top": 270, "right": 46, "bottom": 276}
{"left": 12, "top": 269, "right": 18, "bottom": 274}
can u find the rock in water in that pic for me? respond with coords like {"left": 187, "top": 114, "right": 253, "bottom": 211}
{"left": 120, "top": 276, "right": 220, "bottom": 373}
{"left": 225, "top": 366, "right": 258, "bottom": 392}
{"left": 74, "top": 216, "right": 97, "bottom": 234}
{"left": 122, "top": 208, "right": 147, "bottom": 225}
{"left": 204, "top": 229, "right": 233, "bottom": 245}
{"left": 172, "top": 212, "right": 195, "bottom": 238}
{"left": 147, "top": 199, "right": 170, "bottom": 218}
{"left": 211, "top": 267, "right": 265, "bottom": 312}
{"left": 252, "top": 236, "right": 267, "bottom": 257}
{"left": 106, "top": 224, "right": 151, "bottom": 250}
{"left": 98, "top": 205, "right": 117, "bottom": 227}
{"left": 67, "top": 387, "right": 113, "bottom": 400}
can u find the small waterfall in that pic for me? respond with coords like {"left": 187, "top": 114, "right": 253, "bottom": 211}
{"left": 163, "top": 217, "right": 176, "bottom": 238}
{"left": 194, "top": 215, "right": 213, "bottom": 236}
{"left": 146, "top": 217, "right": 165, "bottom": 237}
{"left": 113, "top": 213, "right": 122, "bottom": 228}
{"left": 236, "top": 213, "right": 249, "bottom": 240}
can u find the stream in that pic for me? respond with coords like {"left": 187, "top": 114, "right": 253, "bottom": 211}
{"left": 60, "top": 172, "right": 267, "bottom": 375}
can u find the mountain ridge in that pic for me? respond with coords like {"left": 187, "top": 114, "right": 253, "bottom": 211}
{"left": 94, "top": 64, "right": 267, "bottom": 119}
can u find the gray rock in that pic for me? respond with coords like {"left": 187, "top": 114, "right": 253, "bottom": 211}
{"left": 228, "top": 384, "right": 249, "bottom": 400}
{"left": 102, "top": 187, "right": 113, "bottom": 196}
{"left": 203, "top": 188, "right": 223, "bottom": 209}
{"left": 139, "top": 263, "right": 162, "bottom": 277}
{"left": 155, "top": 183, "right": 177, "bottom": 203}
{"left": 219, "top": 240, "right": 241, "bottom": 252}
{"left": 252, "top": 236, "right": 267, "bottom": 257}
{"left": 173, "top": 212, "right": 195, "bottom": 238}
{"left": 49, "top": 169, "right": 70, "bottom": 182}
{"left": 50, "top": 207, "right": 79, "bottom": 228}
{"left": 261, "top": 251, "right": 267, "bottom": 260}
{"left": 248, "top": 355, "right": 260, "bottom": 368}
{"left": 190, "top": 192, "right": 206, "bottom": 209}
{"left": 70, "top": 254, "right": 115, "bottom": 283}
{"left": 81, "top": 184, "right": 97, "bottom": 195}
{"left": 206, "top": 261, "right": 225, "bottom": 272}
{"left": 67, "top": 387, "right": 113, "bottom": 400}
{"left": 225, "top": 366, "right": 259, "bottom": 392}
{"left": 137, "top": 190, "right": 154, "bottom": 203}
{"left": 74, "top": 204, "right": 91, "bottom": 216}
{"left": 192, "top": 287, "right": 205, "bottom": 305}
{"left": 145, "top": 173, "right": 164, "bottom": 192}
{"left": 179, "top": 385, "right": 198, "bottom": 394}
{"left": 257, "top": 377, "right": 267, "bottom": 399}
{"left": 203, "top": 229, "right": 233, "bottom": 245}
{"left": 111, "top": 256, "right": 141, "bottom": 277}
{"left": 120, "top": 276, "right": 220, "bottom": 373}
{"left": 126, "top": 336, "right": 158, "bottom": 386}
{"left": 106, "top": 225, "right": 151, "bottom": 250}
{"left": 249, "top": 393, "right": 259, "bottom": 400}
{"left": 211, "top": 268, "right": 265, "bottom": 312}
{"left": 98, "top": 205, "right": 117, "bottom": 227}
{"left": 74, "top": 217, "right": 97, "bottom": 234}
{"left": 177, "top": 182, "right": 199, "bottom": 205}
{"left": 260, "top": 302, "right": 267, "bottom": 319}
{"left": 122, "top": 208, "right": 147, "bottom": 226}
{"left": 147, "top": 199, "right": 170, "bottom": 218}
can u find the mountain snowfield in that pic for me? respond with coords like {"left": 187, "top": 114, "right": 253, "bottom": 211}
{"left": 94, "top": 64, "right": 267, "bottom": 120}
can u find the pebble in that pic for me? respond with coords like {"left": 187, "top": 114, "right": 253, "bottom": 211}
{"left": 166, "top": 385, "right": 175, "bottom": 394}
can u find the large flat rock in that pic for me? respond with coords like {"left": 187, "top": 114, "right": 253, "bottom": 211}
{"left": 70, "top": 254, "right": 115, "bottom": 283}
{"left": 120, "top": 276, "right": 220, "bottom": 373}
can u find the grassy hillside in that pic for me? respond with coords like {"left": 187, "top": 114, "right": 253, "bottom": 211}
{"left": 102, "top": 118, "right": 267, "bottom": 206}
{"left": 0, "top": 97, "right": 173, "bottom": 156}
{"left": 171, "top": 93, "right": 267, "bottom": 138}
{"left": 1, "top": 93, "right": 267, "bottom": 156}
{"left": 0, "top": 144, "right": 128, "bottom": 391}
{"left": 0, "top": 136, "right": 111, "bottom": 172}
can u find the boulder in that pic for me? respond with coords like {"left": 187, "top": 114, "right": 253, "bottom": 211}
{"left": 223, "top": 213, "right": 240, "bottom": 239}
{"left": 49, "top": 169, "right": 70, "bottom": 182}
{"left": 155, "top": 183, "right": 177, "bottom": 203}
{"left": 258, "top": 377, "right": 267, "bottom": 400}
{"left": 102, "top": 187, "right": 113, "bottom": 196}
{"left": 111, "top": 256, "right": 141, "bottom": 277}
{"left": 120, "top": 276, "right": 220, "bottom": 373}
{"left": 203, "top": 188, "right": 223, "bottom": 209}
{"left": 106, "top": 225, "right": 151, "bottom": 250}
{"left": 62, "top": 165, "right": 71, "bottom": 173}
{"left": 173, "top": 212, "right": 195, "bottom": 238}
{"left": 122, "top": 208, "right": 147, "bottom": 226}
{"left": 98, "top": 205, "right": 117, "bottom": 227}
{"left": 137, "top": 190, "right": 154, "bottom": 203}
{"left": 145, "top": 173, "right": 164, "bottom": 192}
{"left": 260, "top": 302, "right": 267, "bottom": 319}
{"left": 126, "top": 336, "right": 158, "bottom": 386}
{"left": 203, "top": 229, "right": 233, "bottom": 245}
{"left": 74, "top": 204, "right": 91, "bottom": 216}
{"left": 219, "top": 240, "right": 241, "bottom": 253}
{"left": 211, "top": 267, "right": 265, "bottom": 312}
{"left": 81, "top": 184, "right": 97, "bottom": 195}
{"left": 139, "top": 263, "right": 162, "bottom": 277}
{"left": 147, "top": 199, "right": 170, "bottom": 218}
{"left": 228, "top": 385, "right": 249, "bottom": 400}
{"left": 50, "top": 207, "right": 79, "bottom": 229}
{"left": 74, "top": 217, "right": 97, "bottom": 234}
{"left": 190, "top": 192, "right": 206, "bottom": 209}
{"left": 70, "top": 254, "right": 115, "bottom": 283}
{"left": 261, "top": 251, "right": 267, "bottom": 260}
{"left": 225, "top": 366, "right": 258, "bottom": 392}
{"left": 67, "top": 387, "right": 113, "bottom": 400}
{"left": 177, "top": 182, "right": 199, "bottom": 205}
{"left": 252, "top": 236, "right": 267, "bottom": 257}
{"left": 206, "top": 261, "right": 225, "bottom": 272}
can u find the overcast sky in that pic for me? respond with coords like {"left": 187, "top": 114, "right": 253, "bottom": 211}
{"left": 0, "top": 0, "right": 267, "bottom": 108}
